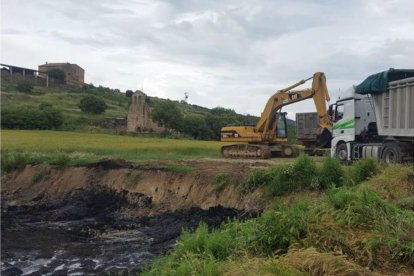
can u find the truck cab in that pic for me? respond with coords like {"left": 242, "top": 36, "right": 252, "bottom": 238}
{"left": 330, "top": 91, "right": 377, "bottom": 162}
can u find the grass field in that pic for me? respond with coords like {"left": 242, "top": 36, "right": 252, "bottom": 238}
{"left": 1, "top": 130, "right": 224, "bottom": 161}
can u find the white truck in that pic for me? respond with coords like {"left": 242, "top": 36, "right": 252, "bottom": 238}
{"left": 330, "top": 69, "right": 414, "bottom": 163}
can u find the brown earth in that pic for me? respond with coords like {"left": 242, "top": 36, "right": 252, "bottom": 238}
{"left": 1, "top": 158, "right": 303, "bottom": 215}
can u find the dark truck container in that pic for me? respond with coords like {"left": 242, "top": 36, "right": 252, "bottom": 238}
{"left": 296, "top": 112, "right": 331, "bottom": 155}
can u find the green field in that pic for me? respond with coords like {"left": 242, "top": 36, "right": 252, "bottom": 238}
{"left": 1, "top": 130, "right": 226, "bottom": 171}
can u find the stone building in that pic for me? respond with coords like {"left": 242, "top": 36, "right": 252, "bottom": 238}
{"left": 38, "top": 62, "right": 84, "bottom": 86}
{"left": 127, "top": 91, "right": 164, "bottom": 133}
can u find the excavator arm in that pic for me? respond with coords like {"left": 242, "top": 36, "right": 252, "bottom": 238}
{"left": 256, "top": 72, "right": 332, "bottom": 142}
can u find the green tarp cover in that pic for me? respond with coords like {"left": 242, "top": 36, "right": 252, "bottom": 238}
{"left": 355, "top": 68, "right": 414, "bottom": 95}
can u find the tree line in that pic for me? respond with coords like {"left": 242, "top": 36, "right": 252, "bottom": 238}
{"left": 151, "top": 99, "right": 258, "bottom": 140}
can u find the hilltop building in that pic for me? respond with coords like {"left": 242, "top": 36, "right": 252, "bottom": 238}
{"left": 0, "top": 63, "right": 38, "bottom": 82}
{"left": 127, "top": 91, "right": 164, "bottom": 133}
{"left": 38, "top": 62, "right": 84, "bottom": 86}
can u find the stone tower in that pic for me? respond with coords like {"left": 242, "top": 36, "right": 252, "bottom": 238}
{"left": 127, "top": 91, "right": 164, "bottom": 133}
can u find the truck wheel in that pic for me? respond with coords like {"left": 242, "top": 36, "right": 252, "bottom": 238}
{"left": 381, "top": 144, "right": 402, "bottom": 164}
{"left": 335, "top": 143, "right": 348, "bottom": 162}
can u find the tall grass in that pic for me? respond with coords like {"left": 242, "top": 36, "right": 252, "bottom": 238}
{"left": 144, "top": 173, "right": 414, "bottom": 275}
{"left": 1, "top": 130, "right": 225, "bottom": 172}
{"left": 241, "top": 155, "right": 380, "bottom": 198}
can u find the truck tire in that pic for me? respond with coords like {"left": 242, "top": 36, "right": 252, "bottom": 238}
{"left": 381, "top": 144, "right": 402, "bottom": 164}
{"left": 335, "top": 143, "right": 348, "bottom": 163}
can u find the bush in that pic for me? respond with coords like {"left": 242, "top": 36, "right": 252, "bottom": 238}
{"left": 240, "top": 169, "right": 271, "bottom": 194}
{"left": 318, "top": 157, "right": 344, "bottom": 189}
{"left": 352, "top": 158, "right": 379, "bottom": 184}
{"left": 265, "top": 155, "right": 318, "bottom": 197}
{"left": 79, "top": 95, "right": 107, "bottom": 114}
{"left": 16, "top": 81, "right": 33, "bottom": 93}
{"left": 1, "top": 105, "right": 64, "bottom": 130}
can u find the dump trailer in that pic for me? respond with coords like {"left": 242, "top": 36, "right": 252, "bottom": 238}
{"left": 296, "top": 112, "right": 331, "bottom": 156}
{"left": 331, "top": 69, "right": 414, "bottom": 163}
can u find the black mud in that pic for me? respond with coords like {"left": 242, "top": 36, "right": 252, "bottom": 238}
{"left": 1, "top": 186, "right": 253, "bottom": 275}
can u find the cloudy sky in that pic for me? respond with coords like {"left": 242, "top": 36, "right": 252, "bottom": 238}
{"left": 1, "top": 0, "right": 413, "bottom": 118}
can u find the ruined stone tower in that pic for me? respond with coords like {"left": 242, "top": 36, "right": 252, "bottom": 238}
{"left": 127, "top": 91, "right": 164, "bottom": 133}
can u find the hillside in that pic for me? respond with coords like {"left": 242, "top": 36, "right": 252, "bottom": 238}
{"left": 0, "top": 81, "right": 296, "bottom": 140}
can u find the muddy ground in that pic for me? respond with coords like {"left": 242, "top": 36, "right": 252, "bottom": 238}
{"left": 1, "top": 158, "right": 279, "bottom": 275}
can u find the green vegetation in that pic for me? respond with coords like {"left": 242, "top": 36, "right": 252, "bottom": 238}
{"left": 1, "top": 130, "right": 224, "bottom": 173}
{"left": 1, "top": 80, "right": 299, "bottom": 141}
{"left": 212, "top": 173, "right": 236, "bottom": 194}
{"left": 1, "top": 104, "right": 64, "bottom": 130}
{"left": 166, "top": 163, "right": 193, "bottom": 174}
{"left": 144, "top": 162, "right": 414, "bottom": 275}
{"left": 240, "top": 155, "right": 378, "bottom": 197}
{"left": 31, "top": 170, "right": 50, "bottom": 184}
{"left": 79, "top": 95, "right": 107, "bottom": 114}
{"left": 16, "top": 80, "right": 33, "bottom": 93}
{"left": 1, "top": 81, "right": 130, "bottom": 131}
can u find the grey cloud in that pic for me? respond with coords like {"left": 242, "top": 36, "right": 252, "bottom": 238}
{"left": 2, "top": 0, "right": 413, "bottom": 115}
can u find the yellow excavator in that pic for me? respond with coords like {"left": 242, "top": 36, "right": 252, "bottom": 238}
{"left": 220, "top": 72, "right": 333, "bottom": 158}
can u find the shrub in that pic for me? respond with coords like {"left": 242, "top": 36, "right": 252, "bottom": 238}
{"left": 291, "top": 154, "right": 317, "bottom": 188}
{"left": 352, "top": 158, "right": 379, "bottom": 184}
{"left": 16, "top": 81, "right": 33, "bottom": 93}
{"left": 318, "top": 157, "right": 344, "bottom": 189}
{"left": 79, "top": 95, "right": 107, "bottom": 114}
{"left": 1, "top": 105, "right": 64, "bottom": 130}
{"left": 240, "top": 169, "right": 271, "bottom": 194}
{"left": 265, "top": 165, "right": 294, "bottom": 197}
{"left": 265, "top": 155, "right": 318, "bottom": 197}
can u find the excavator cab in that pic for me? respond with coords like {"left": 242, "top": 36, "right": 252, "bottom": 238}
{"left": 276, "top": 112, "right": 288, "bottom": 138}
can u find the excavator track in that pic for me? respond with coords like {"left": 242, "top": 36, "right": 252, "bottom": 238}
{"left": 221, "top": 144, "right": 271, "bottom": 159}
{"left": 221, "top": 144, "right": 300, "bottom": 159}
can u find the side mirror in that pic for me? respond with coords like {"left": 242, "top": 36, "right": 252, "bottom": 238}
{"left": 328, "top": 104, "right": 335, "bottom": 121}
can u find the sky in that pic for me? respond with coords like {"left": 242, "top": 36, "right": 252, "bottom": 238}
{"left": 1, "top": 0, "right": 414, "bottom": 119}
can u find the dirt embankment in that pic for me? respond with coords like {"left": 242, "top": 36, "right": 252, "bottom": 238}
{"left": 2, "top": 159, "right": 274, "bottom": 274}
{"left": 1, "top": 158, "right": 274, "bottom": 215}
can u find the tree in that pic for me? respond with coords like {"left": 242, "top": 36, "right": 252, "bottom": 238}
{"left": 125, "top": 90, "right": 134, "bottom": 97}
{"left": 47, "top": 68, "right": 66, "bottom": 82}
{"left": 152, "top": 100, "right": 183, "bottom": 130}
{"left": 182, "top": 115, "right": 212, "bottom": 139}
{"left": 79, "top": 95, "right": 107, "bottom": 114}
